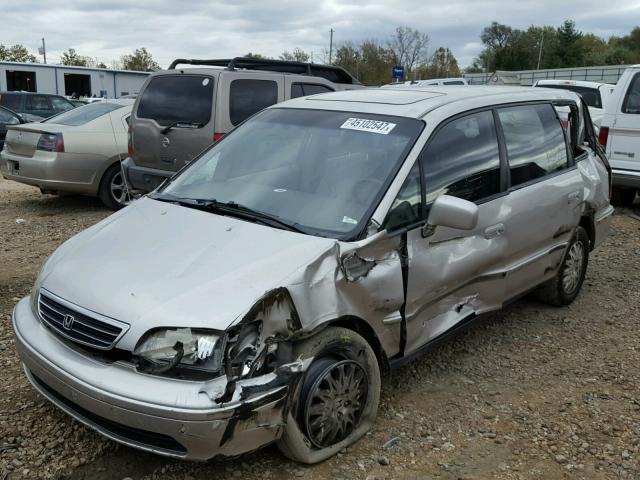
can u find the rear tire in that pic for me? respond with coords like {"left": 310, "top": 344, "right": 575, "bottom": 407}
{"left": 536, "top": 226, "right": 589, "bottom": 306}
{"left": 98, "top": 164, "right": 131, "bottom": 210}
{"left": 276, "top": 326, "right": 380, "bottom": 464}
{"left": 611, "top": 187, "right": 637, "bottom": 206}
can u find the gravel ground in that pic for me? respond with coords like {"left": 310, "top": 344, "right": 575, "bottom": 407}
{"left": 1, "top": 177, "right": 639, "bottom": 480}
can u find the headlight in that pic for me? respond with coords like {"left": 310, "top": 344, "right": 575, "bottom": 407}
{"left": 134, "top": 328, "right": 225, "bottom": 376}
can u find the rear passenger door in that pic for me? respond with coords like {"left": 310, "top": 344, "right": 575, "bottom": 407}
{"left": 217, "top": 73, "right": 284, "bottom": 133}
{"left": 497, "top": 103, "right": 583, "bottom": 299}
{"left": 26, "top": 95, "right": 54, "bottom": 118}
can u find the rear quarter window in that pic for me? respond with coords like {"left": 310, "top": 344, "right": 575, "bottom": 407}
{"left": 229, "top": 79, "right": 278, "bottom": 126}
{"left": 137, "top": 75, "right": 214, "bottom": 126}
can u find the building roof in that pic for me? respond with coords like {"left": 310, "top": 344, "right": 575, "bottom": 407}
{"left": 276, "top": 85, "right": 580, "bottom": 118}
{"left": 0, "top": 60, "right": 150, "bottom": 76}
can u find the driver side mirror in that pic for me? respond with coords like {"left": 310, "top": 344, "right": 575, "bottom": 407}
{"left": 422, "top": 194, "right": 479, "bottom": 237}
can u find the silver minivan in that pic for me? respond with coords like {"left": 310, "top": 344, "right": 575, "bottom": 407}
{"left": 123, "top": 57, "right": 362, "bottom": 192}
{"left": 13, "top": 86, "right": 613, "bottom": 464}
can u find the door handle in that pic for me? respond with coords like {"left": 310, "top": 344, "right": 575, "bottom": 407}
{"left": 484, "top": 223, "right": 504, "bottom": 239}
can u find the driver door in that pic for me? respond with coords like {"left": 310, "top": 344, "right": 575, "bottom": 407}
{"left": 391, "top": 109, "right": 508, "bottom": 355}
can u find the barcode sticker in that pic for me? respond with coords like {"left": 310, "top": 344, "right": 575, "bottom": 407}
{"left": 340, "top": 118, "right": 396, "bottom": 135}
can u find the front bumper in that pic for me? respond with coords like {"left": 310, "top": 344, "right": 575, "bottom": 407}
{"left": 612, "top": 168, "right": 640, "bottom": 189}
{"left": 12, "top": 297, "right": 290, "bottom": 460}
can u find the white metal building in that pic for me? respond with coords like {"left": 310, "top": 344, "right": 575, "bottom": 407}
{"left": 0, "top": 61, "right": 150, "bottom": 98}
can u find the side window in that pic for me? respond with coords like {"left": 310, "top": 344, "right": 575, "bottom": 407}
{"left": 622, "top": 73, "right": 640, "bottom": 114}
{"left": 50, "top": 96, "right": 74, "bottom": 112}
{"left": 291, "top": 83, "right": 304, "bottom": 99}
{"left": 26, "top": 95, "right": 52, "bottom": 112}
{"left": 0, "top": 94, "right": 21, "bottom": 111}
{"left": 291, "top": 83, "right": 334, "bottom": 99}
{"left": 422, "top": 110, "right": 501, "bottom": 205}
{"left": 229, "top": 79, "right": 278, "bottom": 126}
{"left": 385, "top": 162, "right": 422, "bottom": 231}
{"left": 498, "top": 104, "right": 568, "bottom": 187}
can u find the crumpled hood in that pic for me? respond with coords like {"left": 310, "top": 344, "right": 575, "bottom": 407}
{"left": 40, "top": 197, "right": 335, "bottom": 348}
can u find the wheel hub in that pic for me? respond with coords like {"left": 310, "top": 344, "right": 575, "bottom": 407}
{"left": 303, "top": 359, "right": 368, "bottom": 448}
{"left": 562, "top": 241, "right": 585, "bottom": 294}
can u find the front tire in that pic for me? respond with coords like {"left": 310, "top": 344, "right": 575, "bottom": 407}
{"left": 277, "top": 326, "right": 380, "bottom": 464}
{"left": 536, "top": 226, "right": 589, "bottom": 306}
{"left": 99, "top": 164, "right": 131, "bottom": 210}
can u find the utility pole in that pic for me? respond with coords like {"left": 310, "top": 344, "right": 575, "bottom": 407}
{"left": 329, "top": 28, "right": 334, "bottom": 65}
{"left": 536, "top": 31, "right": 544, "bottom": 70}
{"left": 38, "top": 38, "right": 47, "bottom": 64}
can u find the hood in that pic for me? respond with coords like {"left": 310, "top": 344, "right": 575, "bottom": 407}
{"left": 40, "top": 197, "right": 335, "bottom": 348}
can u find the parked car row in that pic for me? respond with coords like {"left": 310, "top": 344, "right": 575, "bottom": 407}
{"left": 10, "top": 81, "right": 613, "bottom": 463}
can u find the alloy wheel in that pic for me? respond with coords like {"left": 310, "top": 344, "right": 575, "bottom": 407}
{"left": 562, "top": 241, "right": 585, "bottom": 294}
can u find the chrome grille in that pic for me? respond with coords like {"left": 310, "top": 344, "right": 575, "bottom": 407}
{"left": 38, "top": 290, "right": 128, "bottom": 350}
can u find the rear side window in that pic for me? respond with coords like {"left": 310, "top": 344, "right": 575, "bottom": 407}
{"left": 291, "top": 83, "right": 334, "bottom": 99}
{"left": 137, "top": 75, "right": 214, "bottom": 126}
{"left": 443, "top": 80, "right": 465, "bottom": 85}
{"left": 422, "top": 110, "right": 501, "bottom": 204}
{"left": 498, "top": 104, "right": 568, "bottom": 187}
{"left": 229, "top": 79, "right": 278, "bottom": 126}
{"left": 44, "top": 102, "right": 124, "bottom": 126}
{"left": 0, "top": 93, "right": 21, "bottom": 111}
{"left": 50, "top": 96, "right": 74, "bottom": 112}
{"left": 26, "top": 95, "right": 52, "bottom": 112}
{"left": 623, "top": 73, "right": 640, "bottom": 114}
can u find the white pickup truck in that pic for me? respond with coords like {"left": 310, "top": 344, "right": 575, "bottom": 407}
{"left": 599, "top": 65, "right": 640, "bottom": 205}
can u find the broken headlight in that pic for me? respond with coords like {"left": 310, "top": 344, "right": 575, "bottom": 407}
{"left": 134, "top": 328, "right": 225, "bottom": 376}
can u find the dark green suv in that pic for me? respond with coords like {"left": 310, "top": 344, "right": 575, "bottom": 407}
{"left": 0, "top": 92, "right": 75, "bottom": 120}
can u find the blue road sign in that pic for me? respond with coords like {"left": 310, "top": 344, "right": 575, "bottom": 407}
{"left": 392, "top": 65, "right": 404, "bottom": 79}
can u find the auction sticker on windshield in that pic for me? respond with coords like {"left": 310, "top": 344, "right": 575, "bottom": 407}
{"left": 340, "top": 118, "right": 396, "bottom": 135}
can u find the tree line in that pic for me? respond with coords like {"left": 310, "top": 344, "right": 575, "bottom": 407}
{"left": 471, "top": 20, "right": 640, "bottom": 72}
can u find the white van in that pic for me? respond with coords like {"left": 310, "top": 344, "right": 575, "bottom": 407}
{"left": 599, "top": 65, "right": 640, "bottom": 205}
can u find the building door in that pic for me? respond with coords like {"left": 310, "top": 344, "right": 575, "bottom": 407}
{"left": 6, "top": 71, "right": 36, "bottom": 92}
{"left": 64, "top": 73, "right": 91, "bottom": 97}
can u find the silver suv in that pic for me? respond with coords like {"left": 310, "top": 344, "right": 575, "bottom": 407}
{"left": 123, "top": 57, "right": 362, "bottom": 192}
{"left": 13, "top": 86, "right": 612, "bottom": 463}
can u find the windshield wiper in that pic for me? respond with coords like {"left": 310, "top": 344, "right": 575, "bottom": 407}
{"left": 150, "top": 194, "right": 306, "bottom": 234}
{"left": 161, "top": 121, "right": 203, "bottom": 134}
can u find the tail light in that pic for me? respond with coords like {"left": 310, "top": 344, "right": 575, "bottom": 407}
{"left": 213, "top": 132, "right": 225, "bottom": 142}
{"left": 36, "top": 133, "right": 64, "bottom": 152}
{"left": 598, "top": 126, "right": 609, "bottom": 147}
{"left": 127, "top": 126, "right": 133, "bottom": 157}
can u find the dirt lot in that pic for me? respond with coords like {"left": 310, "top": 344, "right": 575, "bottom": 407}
{"left": 1, "top": 177, "right": 639, "bottom": 480}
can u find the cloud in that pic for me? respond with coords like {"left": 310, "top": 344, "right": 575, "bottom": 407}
{"left": 1, "top": 0, "right": 638, "bottom": 69}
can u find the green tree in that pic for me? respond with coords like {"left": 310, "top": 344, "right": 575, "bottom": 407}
{"left": 0, "top": 44, "right": 37, "bottom": 62}
{"left": 121, "top": 48, "right": 160, "bottom": 71}
{"left": 96, "top": 61, "right": 108, "bottom": 69}
{"left": 279, "top": 48, "right": 310, "bottom": 62}
{"left": 61, "top": 48, "right": 90, "bottom": 67}
{"left": 420, "top": 47, "right": 461, "bottom": 78}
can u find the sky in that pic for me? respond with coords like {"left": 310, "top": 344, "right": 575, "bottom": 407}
{"left": 2, "top": 0, "right": 640, "bottom": 69}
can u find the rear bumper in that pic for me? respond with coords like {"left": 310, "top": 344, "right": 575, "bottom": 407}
{"left": 12, "top": 297, "right": 291, "bottom": 460}
{"left": 612, "top": 168, "right": 640, "bottom": 189}
{"left": 0, "top": 150, "right": 99, "bottom": 195}
{"left": 122, "top": 157, "right": 173, "bottom": 192}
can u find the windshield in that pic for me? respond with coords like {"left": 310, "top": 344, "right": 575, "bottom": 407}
{"left": 537, "top": 84, "right": 602, "bottom": 109}
{"left": 160, "top": 108, "right": 423, "bottom": 237}
{"left": 43, "top": 102, "right": 125, "bottom": 126}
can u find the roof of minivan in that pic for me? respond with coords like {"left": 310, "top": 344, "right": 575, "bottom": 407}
{"left": 275, "top": 86, "right": 580, "bottom": 118}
